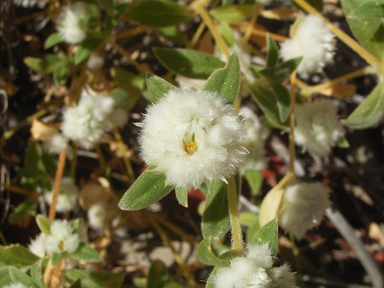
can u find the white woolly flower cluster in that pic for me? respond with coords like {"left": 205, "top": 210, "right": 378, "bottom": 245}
{"left": 294, "top": 99, "right": 344, "bottom": 157}
{"left": 61, "top": 92, "right": 114, "bottom": 150}
{"left": 55, "top": 2, "right": 89, "bottom": 45}
{"left": 280, "top": 14, "right": 336, "bottom": 77}
{"left": 279, "top": 183, "right": 331, "bottom": 239}
{"left": 214, "top": 244, "right": 297, "bottom": 288}
{"left": 239, "top": 107, "right": 269, "bottom": 174}
{"left": 44, "top": 177, "right": 79, "bottom": 213}
{"left": 29, "top": 219, "right": 80, "bottom": 257}
{"left": 139, "top": 87, "right": 246, "bottom": 189}
{"left": 44, "top": 133, "right": 69, "bottom": 155}
{"left": 4, "top": 283, "right": 28, "bottom": 288}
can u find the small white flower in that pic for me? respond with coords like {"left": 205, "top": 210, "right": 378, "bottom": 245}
{"left": 45, "top": 219, "right": 80, "bottom": 254}
{"left": 44, "top": 133, "right": 69, "bottom": 155}
{"left": 213, "top": 244, "right": 296, "bottom": 288}
{"left": 294, "top": 99, "right": 344, "bottom": 157}
{"left": 279, "top": 182, "right": 331, "bottom": 238}
{"left": 139, "top": 86, "right": 246, "bottom": 189}
{"left": 109, "top": 108, "right": 129, "bottom": 128}
{"left": 87, "top": 202, "right": 119, "bottom": 231}
{"left": 280, "top": 14, "right": 336, "bottom": 77}
{"left": 87, "top": 55, "right": 105, "bottom": 71}
{"left": 55, "top": 2, "right": 89, "bottom": 45}
{"left": 29, "top": 233, "right": 46, "bottom": 258}
{"left": 239, "top": 107, "right": 269, "bottom": 174}
{"left": 61, "top": 92, "right": 114, "bottom": 149}
{"left": 44, "top": 177, "right": 79, "bottom": 213}
{"left": 4, "top": 283, "right": 28, "bottom": 288}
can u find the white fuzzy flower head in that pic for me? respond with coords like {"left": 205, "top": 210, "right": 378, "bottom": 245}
{"left": 294, "top": 99, "right": 344, "bottom": 157}
{"left": 88, "top": 202, "right": 120, "bottom": 231}
{"left": 45, "top": 219, "right": 80, "bottom": 254}
{"left": 61, "top": 92, "right": 114, "bottom": 149}
{"left": 239, "top": 107, "right": 269, "bottom": 174}
{"left": 29, "top": 233, "right": 46, "bottom": 258}
{"left": 55, "top": 2, "right": 89, "bottom": 45}
{"left": 280, "top": 14, "right": 336, "bottom": 77}
{"left": 44, "top": 133, "right": 69, "bottom": 155}
{"left": 279, "top": 182, "right": 331, "bottom": 239}
{"left": 87, "top": 55, "right": 105, "bottom": 71}
{"left": 213, "top": 244, "right": 297, "bottom": 288}
{"left": 4, "top": 283, "right": 28, "bottom": 288}
{"left": 44, "top": 177, "right": 79, "bottom": 213}
{"left": 139, "top": 87, "right": 246, "bottom": 189}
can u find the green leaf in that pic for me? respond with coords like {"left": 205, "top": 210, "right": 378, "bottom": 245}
{"left": 74, "top": 38, "right": 103, "bottom": 65}
{"left": 9, "top": 200, "right": 37, "bottom": 224}
{"left": 9, "top": 267, "right": 38, "bottom": 288}
{"left": 24, "top": 57, "right": 57, "bottom": 73}
{"left": 218, "top": 21, "right": 237, "bottom": 46}
{"left": 197, "top": 237, "right": 228, "bottom": 266}
{"left": 164, "top": 282, "right": 186, "bottom": 288}
{"left": 275, "top": 57, "right": 302, "bottom": 83}
{"left": 36, "top": 214, "right": 51, "bottom": 235}
{"left": 250, "top": 85, "right": 279, "bottom": 122}
{"left": 147, "top": 73, "right": 178, "bottom": 102}
{"left": 245, "top": 170, "right": 263, "bottom": 197}
{"left": 53, "top": 64, "right": 69, "bottom": 87}
{"left": 272, "top": 84, "right": 291, "bottom": 122}
{"left": 65, "top": 270, "right": 124, "bottom": 288}
{"left": 31, "top": 259, "right": 46, "bottom": 288}
{"left": 125, "top": 0, "right": 194, "bottom": 28}
{"left": 109, "top": 87, "right": 141, "bottom": 112}
{"left": 249, "top": 219, "right": 278, "bottom": 257}
{"left": 0, "top": 244, "right": 39, "bottom": 268}
{"left": 266, "top": 34, "right": 278, "bottom": 68}
{"left": 97, "top": 0, "right": 115, "bottom": 15}
{"left": 240, "top": 212, "right": 259, "bottom": 227}
{"left": 51, "top": 252, "right": 66, "bottom": 267}
{"left": 44, "top": 32, "right": 63, "bottom": 49}
{"left": 154, "top": 48, "right": 225, "bottom": 79}
{"left": 111, "top": 67, "right": 146, "bottom": 91}
{"left": 202, "top": 179, "right": 230, "bottom": 244}
{"left": 175, "top": 187, "right": 188, "bottom": 208}
{"left": 118, "top": 167, "right": 174, "bottom": 211}
{"left": 132, "top": 277, "right": 147, "bottom": 288}
{"left": 337, "top": 137, "right": 350, "bottom": 148}
{"left": 69, "top": 279, "right": 82, "bottom": 288}
{"left": 203, "top": 53, "right": 241, "bottom": 104}
{"left": 341, "top": 0, "right": 384, "bottom": 62}
{"left": 71, "top": 243, "right": 103, "bottom": 262}
{"left": 341, "top": 82, "right": 384, "bottom": 129}
{"left": 147, "top": 260, "right": 168, "bottom": 288}
{"left": 210, "top": 4, "right": 254, "bottom": 23}
{"left": 0, "top": 267, "right": 12, "bottom": 287}
{"left": 158, "top": 26, "right": 188, "bottom": 46}
{"left": 246, "top": 217, "right": 261, "bottom": 243}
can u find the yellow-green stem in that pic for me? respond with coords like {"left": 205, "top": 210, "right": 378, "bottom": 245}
{"left": 190, "top": 22, "right": 206, "bottom": 48}
{"left": 241, "top": 3, "right": 261, "bottom": 49}
{"left": 0, "top": 183, "right": 37, "bottom": 199}
{"left": 112, "top": 125, "right": 135, "bottom": 181}
{"left": 288, "top": 71, "right": 297, "bottom": 174}
{"left": 228, "top": 176, "right": 243, "bottom": 252}
{"left": 292, "top": 0, "right": 382, "bottom": 72}
{"left": 145, "top": 211, "right": 198, "bottom": 287}
{"left": 49, "top": 148, "right": 67, "bottom": 221}
{"left": 289, "top": 233, "right": 306, "bottom": 287}
{"left": 193, "top": 1, "right": 230, "bottom": 57}
{"left": 113, "top": 26, "right": 149, "bottom": 40}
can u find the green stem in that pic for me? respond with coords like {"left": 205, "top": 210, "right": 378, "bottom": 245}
{"left": 228, "top": 176, "right": 243, "bottom": 252}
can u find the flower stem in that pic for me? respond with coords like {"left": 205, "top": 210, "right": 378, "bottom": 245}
{"left": 288, "top": 71, "right": 297, "bottom": 175}
{"left": 289, "top": 233, "right": 307, "bottom": 287}
{"left": 49, "top": 148, "right": 67, "bottom": 221}
{"left": 228, "top": 176, "right": 243, "bottom": 252}
{"left": 232, "top": 22, "right": 288, "bottom": 42}
{"left": 112, "top": 125, "right": 135, "bottom": 181}
{"left": 190, "top": 22, "right": 206, "bottom": 48}
{"left": 241, "top": 3, "right": 261, "bottom": 50}
{"left": 113, "top": 26, "right": 149, "bottom": 40}
{"left": 292, "top": 0, "right": 382, "bottom": 72}
{"left": 193, "top": 1, "right": 230, "bottom": 57}
{"left": 0, "top": 183, "right": 37, "bottom": 199}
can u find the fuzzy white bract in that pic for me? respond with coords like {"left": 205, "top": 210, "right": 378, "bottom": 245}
{"left": 29, "top": 232, "right": 46, "bottom": 258}
{"left": 280, "top": 14, "right": 335, "bottom": 77}
{"left": 4, "top": 283, "right": 28, "bottom": 288}
{"left": 61, "top": 92, "right": 114, "bottom": 149}
{"left": 279, "top": 182, "right": 331, "bottom": 238}
{"left": 139, "top": 87, "right": 246, "bottom": 189}
{"left": 55, "top": 2, "right": 89, "bottom": 45}
{"left": 213, "top": 244, "right": 297, "bottom": 288}
{"left": 44, "top": 177, "right": 79, "bottom": 213}
{"left": 45, "top": 219, "right": 80, "bottom": 254}
{"left": 294, "top": 99, "right": 344, "bottom": 157}
{"left": 239, "top": 107, "right": 269, "bottom": 174}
